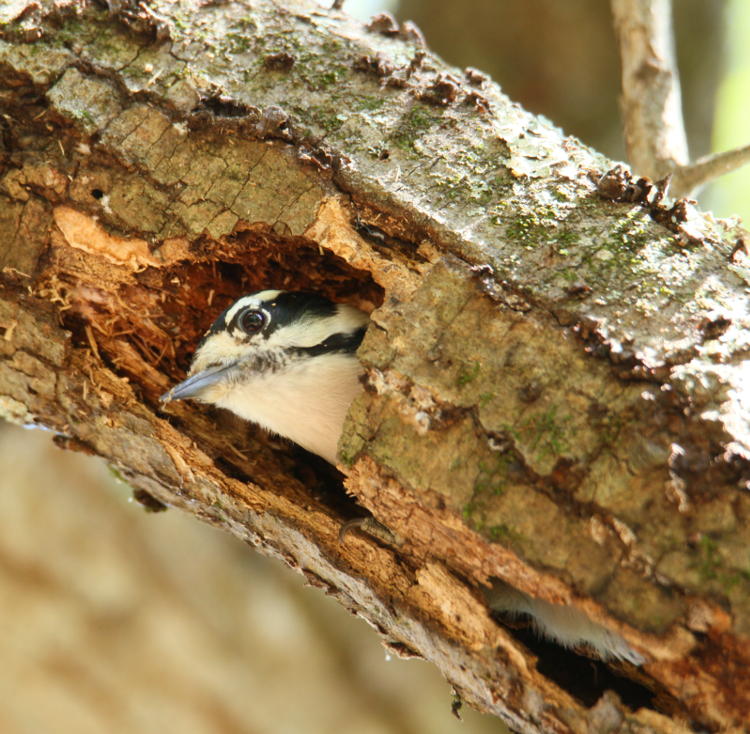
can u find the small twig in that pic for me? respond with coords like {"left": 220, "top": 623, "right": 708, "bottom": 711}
{"left": 611, "top": 0, "right": 689, "bottom": 179}
{"left": 84, "top": 324, "right": 101, "bottom": 361}
{"left": 670, "top": 142, "right": 750, "bottom": 196}
{"left": 225, "top": 443, "right": 250, "bottom": 461}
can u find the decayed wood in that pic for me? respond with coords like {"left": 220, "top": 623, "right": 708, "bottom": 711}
{"left": 1, "top": 1, "right": 749, "bottom": 731}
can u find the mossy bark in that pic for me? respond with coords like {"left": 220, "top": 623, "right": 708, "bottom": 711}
{"left": 1, "top": 1, "right": 749, "bottom": 731}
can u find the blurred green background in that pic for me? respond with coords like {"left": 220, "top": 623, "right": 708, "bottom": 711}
{"left": 2, "top": 1, "right": 748, "bottom": 733}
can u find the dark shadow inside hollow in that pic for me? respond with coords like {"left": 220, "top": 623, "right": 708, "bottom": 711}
{"left": 491, "top": 611, "right": 696, "bottom": 725}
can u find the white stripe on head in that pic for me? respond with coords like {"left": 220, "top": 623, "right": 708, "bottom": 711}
{"left": 224, "top": 290, "right": 282, "bottom": 324}
{"left": 190, "top": 290, "right": 369, "bottom": 375}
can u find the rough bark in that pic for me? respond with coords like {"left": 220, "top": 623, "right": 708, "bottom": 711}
{"left": 1, "top": 1, "right": 749, "bottom": 731}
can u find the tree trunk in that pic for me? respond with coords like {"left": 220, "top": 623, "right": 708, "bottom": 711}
{"left": 1, "top": 1, "right": 748, "bottom": 731}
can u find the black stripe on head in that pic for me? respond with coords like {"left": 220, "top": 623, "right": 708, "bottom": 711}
{"left": 194, "top": 303, "right": 234, "bottom": 352}
{"left": 261, "top": 291, "right": 338, "bottom": 337}
{"left": 195, "top": 291, "right": 344, "bottom": 351}
{"left": 206, "top": 304, "right": 234, "bottom": 336}
{"left": 293, "top": 326, "right": 367, "bottom": 357}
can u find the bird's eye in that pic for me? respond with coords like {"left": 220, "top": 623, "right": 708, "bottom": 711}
{"left": 238, "top": 308, "right": 266, "bottom": 335}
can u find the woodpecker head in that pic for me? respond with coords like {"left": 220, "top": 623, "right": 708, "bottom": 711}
{"left": 161, "top": 290, "right": 369, "bottom": 464}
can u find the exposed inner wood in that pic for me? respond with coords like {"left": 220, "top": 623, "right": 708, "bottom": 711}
{"left": 1, "top": 1, "right": 749, "bottom": 731}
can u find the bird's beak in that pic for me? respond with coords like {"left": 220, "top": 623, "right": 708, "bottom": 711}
{"left": 160, "top": 362, "right": 236, "bottom": 403}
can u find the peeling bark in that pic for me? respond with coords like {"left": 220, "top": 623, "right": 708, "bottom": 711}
{"left": 1, "top": 1, "right": 749, "bottom": 731}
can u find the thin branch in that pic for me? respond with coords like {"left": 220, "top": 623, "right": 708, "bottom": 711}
{"left": 670, "top": 142, "right": 750, "bottom": 197}
{"left": 612, "top": 0, "right": 749, "bottom": 197}
{"left": 611, "top": 0, "right": 689, "bottom": 179}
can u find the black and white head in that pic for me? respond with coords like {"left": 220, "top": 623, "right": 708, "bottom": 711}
{"left": 161, "top": 290, "right": 369, "bottom": 464}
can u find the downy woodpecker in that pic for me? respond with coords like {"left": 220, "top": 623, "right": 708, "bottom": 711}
{"left": 160, "top": 289, "right": 368, "bottom": 465}
{"left": 161, "top": 289, "right": 642, "bottom": 665}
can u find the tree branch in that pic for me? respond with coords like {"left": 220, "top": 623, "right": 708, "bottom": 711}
{"left": 1, "top": 1, "right": 749, "bottom": 731}
{"left": 670, "top": 141, "right": 750, "bottom": 196}
{"left": 611, "top": 0, "right": 689, "bottom": 178}
{"left": 612, "top": 0, "right": 750, "bottom": 196}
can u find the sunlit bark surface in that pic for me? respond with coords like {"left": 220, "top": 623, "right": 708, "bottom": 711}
{"left": 1, "top": 1, "right": 749, "bottom": 731}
